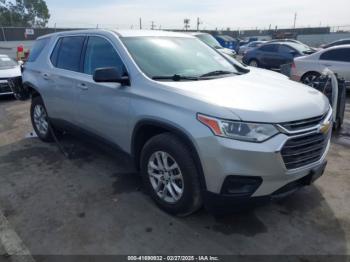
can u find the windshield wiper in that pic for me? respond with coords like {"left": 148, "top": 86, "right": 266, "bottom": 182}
{"left": 200, "top": 70, "right": 236, "bottom": 78}
{"left": 152, "top": 74, "right": 199, "bottom": 81}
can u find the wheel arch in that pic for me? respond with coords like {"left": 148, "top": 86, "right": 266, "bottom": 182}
{"left": 131, "top": 119, "right": 207, "bottom": 190}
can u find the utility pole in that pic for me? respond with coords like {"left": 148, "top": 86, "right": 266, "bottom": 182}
{"left": 184, "top": 18, "right": 190, "bottom": 31}
{"left": 293, "top": 12, "right": 297, "bottom": 29}
{"left": 196, "top": 17, "right": 202, "bottom": 31}
{"left": 139, "top": 18, "right": 142, "bottom": 30}
{"left": 151, "top": 21, "right": 156, "bottom": 30}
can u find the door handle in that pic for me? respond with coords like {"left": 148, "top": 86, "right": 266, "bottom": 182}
{"left": 322, "top": 64, "right": 332, "bottom": 67}
{"left": 78, "top": 83, "right": 88, "bottom": 90}
{"left": 42, "top": 73, "right": 50, "bottom": 80}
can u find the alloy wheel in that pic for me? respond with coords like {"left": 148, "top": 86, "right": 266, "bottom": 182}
{"left": 302, "top": 74, "right": 320, "bottom": 87}
{"left": 249, "top": 60, "right": 258, "bottom": 67}
{"left": 33, "top": 104, "right": 49, "bottom": 136}
{"left": 147, "top": 151, "right": 184, "bottom": 204}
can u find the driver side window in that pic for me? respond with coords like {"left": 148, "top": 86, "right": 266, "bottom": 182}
{"left": 83, "top": 36, "right": 126, "bottom": 75}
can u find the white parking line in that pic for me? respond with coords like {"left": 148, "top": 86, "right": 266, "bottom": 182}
{"left": 0, "top": 211, "right": 35, "bottom": 262}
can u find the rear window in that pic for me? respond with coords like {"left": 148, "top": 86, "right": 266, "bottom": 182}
{"left": 51, "top": 36, "right": 86, "bottom": 72}
{"left": 27, "top": 37, "right": 50, "bottom": 62}
{"left": 320, "top": 48, "right": 350, "bottom": 62}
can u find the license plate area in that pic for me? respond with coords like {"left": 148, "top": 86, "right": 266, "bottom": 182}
{"left": 308, "top": 161, "right": 327, "bottom": 184}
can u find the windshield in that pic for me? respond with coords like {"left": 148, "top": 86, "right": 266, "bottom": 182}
{"left": 196, "top": 34, "right": 222, "bottom": 49}
{"left": 0, "top": 56, "right": 18, "bottom": 69}
{"left": 122, "top": 37, "right": 238, "bottom": 80}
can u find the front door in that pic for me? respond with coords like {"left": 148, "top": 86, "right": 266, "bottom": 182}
{"left": 75, "top": 36, "right": 131, "bottom": 150}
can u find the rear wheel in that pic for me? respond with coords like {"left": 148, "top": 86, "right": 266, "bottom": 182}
{"left": 249, "top": 59, "right": 259, "bottom": 67}
{"left": 30, "top": 96, "right": 54, "bottom": 142}
{"left": 140, "top": 133, "right": 202, "bottom": 216}
{"left": 301, "top": 72, "right": 321, "bottom": 87}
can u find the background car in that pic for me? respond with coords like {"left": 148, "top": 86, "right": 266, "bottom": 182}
{"left": 191, "top": 32, "right": 237, "bottom": 58}
{"left": 0, "top": 54, "right": 22, "bottom": 96}
{"left": 291, "top": 45, "right": 350, "bottom": 86}
{"left": 268, "top": 39, "right": 318, "bottom": 52}
{"left": 242, "top": 42, "right": 315, "bottom": 69}
{"left": 213, "top": 34, "right": 238, "bottom": 50}
{"left": 238, "top": 41, "right": 266, "bottom": 55}
{"left": 321, "top": 38, "right": 350, "bottom": 49}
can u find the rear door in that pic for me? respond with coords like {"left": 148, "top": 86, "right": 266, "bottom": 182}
{"left": 277, "top": 45, "right": 296, "bottom": 66}
{"left": 46, "top": 36, "right": 86, "bottom": 124}
{"left": 75, "top": 35, "right": 131, "bottom": 146}
{"left": 319, "top": 47, "right": 350, "bottom": 81}
{"left": 258, "top": 44, "right": 279, "bottom": 68}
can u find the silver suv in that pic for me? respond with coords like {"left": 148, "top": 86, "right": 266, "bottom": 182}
{"left": 23, "top": 30, "right": 332, "bottom": 216}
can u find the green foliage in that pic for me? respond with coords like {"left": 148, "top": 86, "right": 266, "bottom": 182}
{"left": 0, "top": 0, "right": 50, "bottom": 27}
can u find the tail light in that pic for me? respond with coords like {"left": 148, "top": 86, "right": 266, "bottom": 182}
{"left": 291, "top": 61, "right": 296, "bottom": 69}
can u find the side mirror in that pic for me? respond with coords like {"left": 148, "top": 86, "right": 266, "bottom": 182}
{"left": 93, "top": 67, "right": 130, "bottom": 85}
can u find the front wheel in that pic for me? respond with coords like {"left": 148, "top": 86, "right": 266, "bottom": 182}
{"left": 140, "top": 133, "right": 202, "bottom": 216}
{"left": 248, "top": 59, "right": 259, "bottom": 67}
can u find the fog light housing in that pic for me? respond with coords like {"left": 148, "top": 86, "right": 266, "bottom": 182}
{"left": 221, "top": 176, "right": 262, "bottom": 197}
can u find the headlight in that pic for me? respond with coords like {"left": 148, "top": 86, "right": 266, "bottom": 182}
{"left": 197, "top": 114, "right": 279, "bottom": 142}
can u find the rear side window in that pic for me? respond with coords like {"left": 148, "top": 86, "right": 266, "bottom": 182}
{"left": 320, "top": 48, "right": 350, "bottom": 62}
{"left": 279, "top": 45, "right": 294, "bottom": 54}
{"left": 83, "top": 36, "right": 125, "bottom": 75}
{"left": 259, "top": 44, "right": 278, "bottom": 52}
{"left": 50, "top": 38, "right": 62, "bottom": 66}
{"left": 27, "top": 38, "right": 50, "bottom": 62}
{"left": 52, "top": 36, "right": 85, "bottom": 72}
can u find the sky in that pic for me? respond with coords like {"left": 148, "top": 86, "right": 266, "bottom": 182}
{"left": 45, "top": 0, "right": 350, "bottom": 30}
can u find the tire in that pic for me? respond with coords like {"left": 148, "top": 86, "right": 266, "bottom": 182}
{"left": 140, "top": 133, "right": 202, "bottom": 216}
{"left": 248, "top": 59, "right": 259, "bottom": 67}
{"left": 301, "top": 72, "right": 321, "bottom": 87}
{"left": 30, "top": 96, "right": 54, "bottom": 142}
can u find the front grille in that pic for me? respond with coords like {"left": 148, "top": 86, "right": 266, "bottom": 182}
{"left": 280, "top": 114, "right": 325, "bottom": 131}
{"left": 281, "top": 132, "right": 328, "bottom": 170}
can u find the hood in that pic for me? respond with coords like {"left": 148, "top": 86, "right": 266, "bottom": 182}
{"left": 162, "top": 70, "right": 329, "bottom": 123}
{"left": 248, "top": 67, "right": 289, "bottom": 80}
{"left": 0, "top": 66, "right": 21, "bottom": 78}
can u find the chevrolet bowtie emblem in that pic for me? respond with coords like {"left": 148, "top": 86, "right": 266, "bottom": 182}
{"left": 319, "top": 121, "right": 331, "bottom": 134}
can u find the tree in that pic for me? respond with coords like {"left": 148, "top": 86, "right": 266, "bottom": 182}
{"left": 0, "top": 0, "right": 50, "bottom": 27}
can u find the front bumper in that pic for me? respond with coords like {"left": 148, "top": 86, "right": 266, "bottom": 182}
{"left": 203, "top": 160, "right": 327, "bottom": 212}
{"left": 0, "top": 79, "right": 13, "bottom": 96}
{"left": 196, "top": 126, "right": 331, "bottom": 197}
